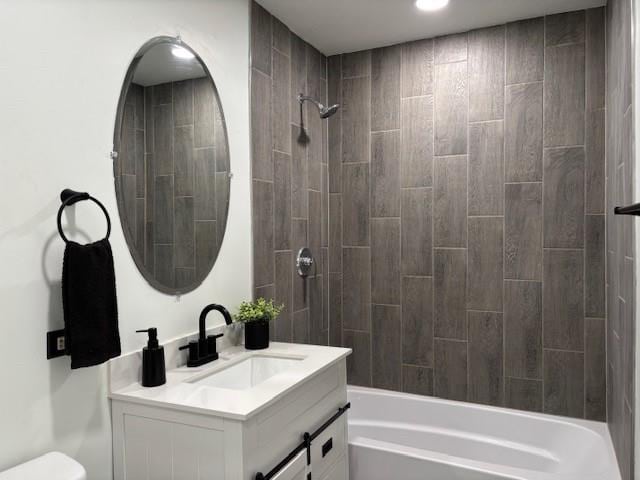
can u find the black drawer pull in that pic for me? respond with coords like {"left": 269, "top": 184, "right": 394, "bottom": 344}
{"left": 322, "top": 438, "right": 333, "bottom": 458}
{"left": 310, "top": 403, "right": 350, "bottom": 442}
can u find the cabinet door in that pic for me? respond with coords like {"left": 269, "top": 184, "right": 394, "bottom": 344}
{"left": 271, "top": 451, "right": 308, "bottom": 480}
{"left": 123, "top": 414, "right": 224, "bottom": 480}
{"left": 316, "top": 455, "right": 348, "bottom": 480}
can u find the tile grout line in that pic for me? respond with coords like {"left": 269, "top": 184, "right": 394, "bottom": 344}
{"left": 431, "top": 37, "right": 437, "bottom": 396}
{"left": 399, "top": 43, "right": 404, "bottom": 391}
{"left": 466, "top": 30, "right": 471, "bottom": 403}
{"left": 367, "top": 55, "right": 373, "bottom": 388}
{"left": 502, "top": 23, "right": 507, "bottom": 406}
{"left": 583, "top": 10, "right": 588, "bottom": 419}
{"left": 541, "top": 13, "right": 546, "bottom": 414}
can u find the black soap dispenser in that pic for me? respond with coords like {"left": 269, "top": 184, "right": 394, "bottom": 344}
{"left": 136, "top": 328, "right": 166, "bottom": 387}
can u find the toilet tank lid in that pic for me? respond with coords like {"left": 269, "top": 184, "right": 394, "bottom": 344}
{"left": 0, "top": 452, "right": 86, "bottom": 480}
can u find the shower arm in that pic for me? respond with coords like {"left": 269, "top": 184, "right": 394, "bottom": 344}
{"left": 297, "top": 94, "right": 325, "bottom": 109}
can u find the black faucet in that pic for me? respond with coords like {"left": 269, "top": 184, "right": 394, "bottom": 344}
{"left": 179, "top": 304, "right": 233, "bottom": 367}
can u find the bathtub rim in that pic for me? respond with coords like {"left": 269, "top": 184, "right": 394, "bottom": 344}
{"left": 347, "top": 385, "right": 610, "bottom": 435}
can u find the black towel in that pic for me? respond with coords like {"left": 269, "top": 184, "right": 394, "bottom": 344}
{"left": 62, "top": 238, "right": 121, "bottom": 369}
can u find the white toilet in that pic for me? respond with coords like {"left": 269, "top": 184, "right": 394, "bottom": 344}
{"left": 0, "top": 452, "right": 86, "bottom": 480}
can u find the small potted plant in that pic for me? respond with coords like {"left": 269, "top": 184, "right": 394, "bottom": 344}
{"left": 235, "top": 298, "right": 283, "bottom": 350}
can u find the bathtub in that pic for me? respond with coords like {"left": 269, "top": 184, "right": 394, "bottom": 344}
{"left": 347, "top": 386, "right": 620, "bottom": 480}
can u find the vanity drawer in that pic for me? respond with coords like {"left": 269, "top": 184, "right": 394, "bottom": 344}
{"left": 256, "top": 363, "right": 342, "bottom": 445}
{"left": 311, "top": 415, "right": 347, "bottom": 479}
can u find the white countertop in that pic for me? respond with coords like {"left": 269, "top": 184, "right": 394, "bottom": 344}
{"left": 109, "top": 342, "right": 351, "bottom": 421}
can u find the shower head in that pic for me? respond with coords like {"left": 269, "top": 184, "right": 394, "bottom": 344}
{"left": 298, "top": 94, "right": 340, "bottom": 119}
{"left": 319, "top": 103, "right": 340, "bottom": 119}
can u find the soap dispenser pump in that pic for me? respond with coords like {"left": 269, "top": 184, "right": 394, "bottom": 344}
{"left": 136, "top": 328, "right": 166, "bottom": 387}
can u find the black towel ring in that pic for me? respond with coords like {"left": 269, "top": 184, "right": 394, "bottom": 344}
{"left": 57, "top": 188, "right": 111, "bottom": 243}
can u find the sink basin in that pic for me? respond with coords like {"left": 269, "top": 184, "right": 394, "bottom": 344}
{"left": 189, "top": 355, "right": 303, "bottom": 390}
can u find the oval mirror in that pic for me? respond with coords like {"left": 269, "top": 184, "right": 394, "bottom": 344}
{"left": 113, "top": 37, "right": 230, "bottom": 294}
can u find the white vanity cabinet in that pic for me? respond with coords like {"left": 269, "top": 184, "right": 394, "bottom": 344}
{"left": 111, "top": 357, "right": 349, "bottom": 480}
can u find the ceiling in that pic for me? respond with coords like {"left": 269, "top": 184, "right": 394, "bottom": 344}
{"left": 133, "top": 43, "right": 206, "bottom": 87}
{"left": 257, "top": 0, "right": 607, "bottom": 56}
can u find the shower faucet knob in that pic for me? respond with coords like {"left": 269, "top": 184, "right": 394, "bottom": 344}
{"left": 296, "top": 247, "right": 314, "bottom": 277}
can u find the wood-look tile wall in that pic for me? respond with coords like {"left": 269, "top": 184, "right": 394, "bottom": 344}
{"left": 327, "top": 9, "right": 607, "bottom": 420}
{"left": 606, "top": 0, "right": 635, "bottom": 477}
{"left": 250, "top": 3, "right": 608, "bottom": 422}
{"left": 250, "top": 2, "right": 330, "bottom": 344}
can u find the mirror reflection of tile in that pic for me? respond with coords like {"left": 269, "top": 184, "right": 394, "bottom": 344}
{"left": 117, "top": 73, "right": 229, "bottom": 291}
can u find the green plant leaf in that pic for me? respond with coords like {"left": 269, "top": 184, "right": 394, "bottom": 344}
{"left": 234, "top": 297, "right": 284, "bottom": 323}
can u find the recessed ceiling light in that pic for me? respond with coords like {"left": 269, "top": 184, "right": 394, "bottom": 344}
{"left": 171, "top": 46, "right": 195, "bottom": 59}
{"left": 415, "top": 0, "right": 449, "bottom": 11}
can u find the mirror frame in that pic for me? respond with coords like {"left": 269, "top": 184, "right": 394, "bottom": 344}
{"left": 112, "top": 36, "right": 231, "bottom": 295}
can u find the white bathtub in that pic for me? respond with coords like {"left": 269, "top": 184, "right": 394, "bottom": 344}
{"left": 347, "top": 386, "right": 620, "bottom": 480}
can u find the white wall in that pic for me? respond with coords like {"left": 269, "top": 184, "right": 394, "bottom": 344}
{"left": 0, "top": 0, "right": 251, "bottom": 477}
